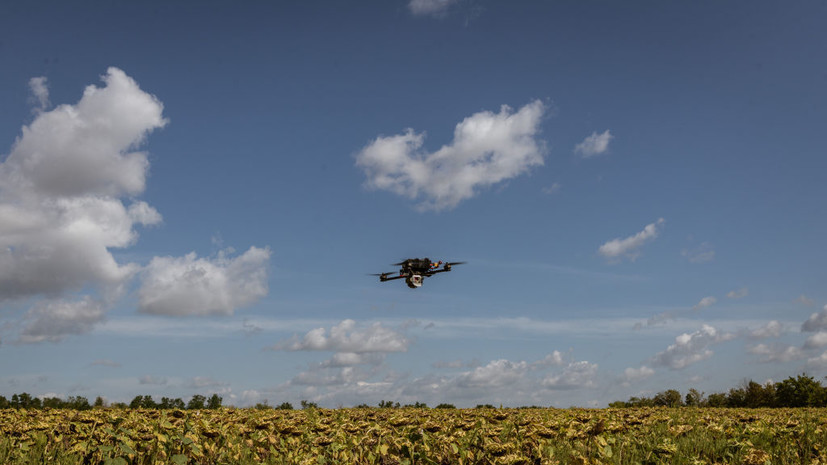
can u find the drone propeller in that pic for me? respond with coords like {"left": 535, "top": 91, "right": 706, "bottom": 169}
{"left": 368, "top": 272, "right": 395, "bottom": 277}
{"left": 445, "top": 261, "right": 467, "bottom": 266}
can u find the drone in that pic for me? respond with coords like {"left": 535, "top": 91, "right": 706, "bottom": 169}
{"left": 371, "top": 258, "right": 465, "bottom": 289}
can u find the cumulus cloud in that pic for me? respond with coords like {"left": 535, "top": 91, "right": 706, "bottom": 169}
{"left": 541, "top": 360, "right": 598, "bottom": 389}
{"left": 408, "top": 0, "right": 460, "bottom": 16}
{"left": 804, "top": 332, "right": 827, "bottom": 349}
{"left": 356, "top": 100, "right": 546, "bottom": 211}
{"left": 748, "top": 320, "right": 783, "bottom": 339}
{"left": 802, "top": 305, "right": 827, "bottom": 332}
{"left": 692, "top": 296, "right": 717, "bottom": 310}
{"left": 681, "top": 242, "right": 715, "bottom": 263}
{"left": 271, "top": 319, "right": 410, "bottom": 354}
{"left": 807, "top": 351, "right": 827, "bottom": 368}
{"left": 748, "top": 344, "right": 803, "bottom": 363}
{"left": 650, "top": 324, "right": 733, "bottom": 370}
{"left": 598, "top": 218, "right": 665, "bottom": 262}
{"left": 574, "top": 130, "right": 613, "bottom": 158}
{"left": 17, "top": 297, "right": 106, "bottom": 343}
{"left": 620, "top": 365, "right": 655, "bottom": 385}
{"left": 0, "top": 68, "right": 166, "bottom": 306}
{"left": 138, "top": 247, "right": 271, "bottom": 317}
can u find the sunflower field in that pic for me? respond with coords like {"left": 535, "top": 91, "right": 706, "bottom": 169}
{"left": 1, "top": 407, "right": 826, "bottom": 464}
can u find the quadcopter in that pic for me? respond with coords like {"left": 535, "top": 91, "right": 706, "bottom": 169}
{"left": 372, "top": 258, "right": 465, "bottom": 289}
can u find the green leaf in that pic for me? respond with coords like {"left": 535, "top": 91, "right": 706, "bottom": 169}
{"left": 171, "top": 454, "right": 188, "bottom": 465}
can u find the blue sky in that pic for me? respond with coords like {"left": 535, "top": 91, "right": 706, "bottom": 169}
{"left": 1, "top": 0, "right": 826, "bottom": 407}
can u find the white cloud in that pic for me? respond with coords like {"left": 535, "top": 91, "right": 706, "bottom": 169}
{"left": 408, "top": 0, "right": 460, "bottom": 16}
{"left": 17, "top": 297, "right": 106, "bottom": 343}
{"left": 456, "top": 359, "right": 529, "bottom": 388}
{"left": 802, "top": 305, "right": 827, "bottom": 332}
{"left": 748, "top": 344, "right": 802, "bottom": 363}
{"left": 749, "top": 320, "right": 783, "bottom": 339}
{"left": 795, "top": 295, "right": 815, "bottom": 306}
{"left": 650, "top": 324, "right": 733, "bottom": 370}
{"left": 541, "top": 360, "right": 598, "bottom": 390}
{"left": 692, "top": 296, "right": 717, "bottom": 310}
{"left": 681, "top": 242, "right": 715, "bottom": 263}
{"left": 28, "top": 77, "right": 50, "bottom": 111}
{"left": 138, "top": 247, "right": 271, "bottom": 316}
{"left": 598, "top": 218, "right": 665, "bottom": 262}
{"left": 574, "top": 130, "right": 613, "bottom": 158}
{"left": 726, "top": 287, "right": 748, "bottom": 299}
{"left": 542, "top": 182, "right": 561, "bottom": 195}
{"left": 272, "top": 319, "right": 410, "bottom": 353}
{"left": 0, "top": 68, "right": 166, "bottom": 305}
{"left": 356, "top": 100, "right": 546, "bottom": 211}
{"left": 620, "top": 365, "right": 655, "bottom": 385}
{"left": 804, "top": 332, "right": 827, "bottom": 349}
{"left": 807, "top": 351, "right": 827, "bottom": 368}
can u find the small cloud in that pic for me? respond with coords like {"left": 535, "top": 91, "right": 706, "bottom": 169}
{"left": 650, "top": 324, "right": 733, "bottom": 370}
{"left": 692, "top": 296, "right": 717, "bottom": 311}
{"left": 802, "top": 305, "right": 827, "bottom": 332}
{"left": 408, "top": 0, "right": 460, "bottom": 16}
{"left": 541, "top": 361, "right": 598, "bottom": 390}
{"left": 795, "top": 295, "right": 815, "bottom": 306}
{"left": 598, "top": 218, "right": 665, "bottom": 262}
{"left": 356, "top": 100, "right": 546, "bottom": 211}
{"left": 138, "top": 246, "right": 271, "bottom": 317}
{"left": 748, "top": 344, "right": 802, "bottom": 363}
{"left": 681, "top": 242, "right": 715, "bottom": 264}
{"left": 28, "top": 76, "right": 50, "bottom": 111}
{"left": 269, "top": 319, "right": 410, "bottom": 354}
{"left": 748, "top": 320, "right": 783, "bottom": 339}
{"left": 574, "top": 130, "right": 613, "bottom": 158}
{"left": 807, "top": 351, "right": 827, "bottom": 368}
{"left": 804, "top": 332, "right": 827, "bottom": 349}
{"left": 620, "top": 365, "right": 655, "bottom": 385}
{"left": 726, "top": 288, "right": 748, "bottom": 299}
{"left": 542, "top": 182, "right": 561, "bottom": 195}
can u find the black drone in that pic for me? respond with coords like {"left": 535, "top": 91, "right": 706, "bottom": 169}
{"left": 372, "top": 258, "right": 465, "bottom": 289}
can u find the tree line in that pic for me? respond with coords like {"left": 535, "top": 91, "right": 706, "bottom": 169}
{"left": 610, "top": 374, "right": 827, "bottom": 408}
{"left": 0, "top": 393, "right": 224, "bottom": 410}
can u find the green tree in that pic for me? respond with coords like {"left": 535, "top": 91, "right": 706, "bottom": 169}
{"left": 187, "top": 394, "right": 206, "bottom": 409}
{"left": 653, "top": 389, "right": 683, "bottom": 407}
{"left": 0, "top": 396, "right": 8, "bottom": 409}
{"left": 67, "top": 396, "right": 91, "bottom": 410}
{"left": 300, "top": 400, "right": 318, "bottom": 409}
{"left": 94, "top": 396, "right": 106, "bottom": 408}
{"left": 207, "top": 394, "right": 223, "bottom": 409}
{"left": 706, "top": 392, "right": 727, "bottom": 407}
{"left": 684, "top": 388, "right": 704, "bottom": 407}
{"left": 776, "top": 374, "right": 826, "bottom": 407}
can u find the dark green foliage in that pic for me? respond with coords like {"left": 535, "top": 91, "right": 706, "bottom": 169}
{"left": 611, "top": 373, "right": 827, "bottom": 408}
{"left": 187, "top": 394, "right": 206, "bottom": 409}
